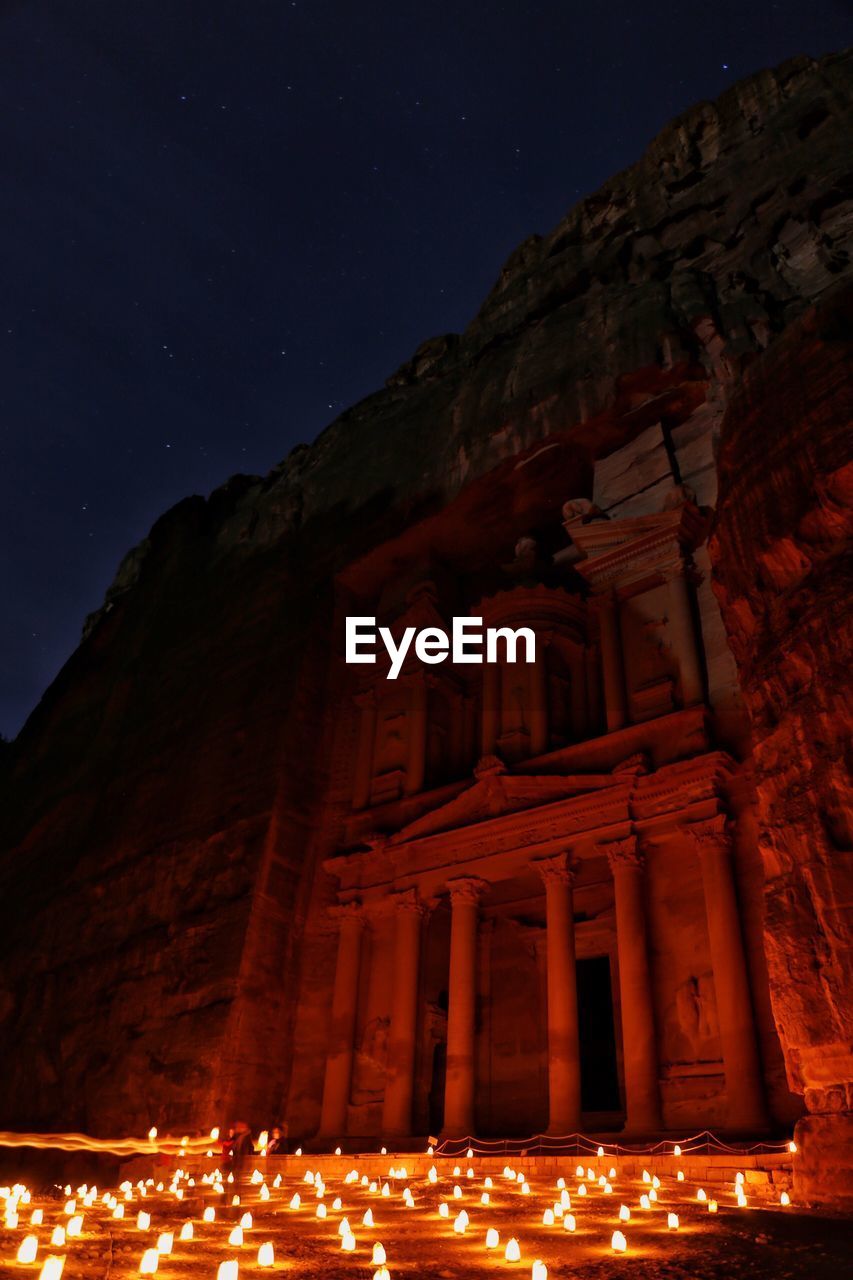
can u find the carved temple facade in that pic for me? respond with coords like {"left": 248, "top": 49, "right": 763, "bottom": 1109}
{"left": 283, "top": 434, "right": 799, "bottom": 1142}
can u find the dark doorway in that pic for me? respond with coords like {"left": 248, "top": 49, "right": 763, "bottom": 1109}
{"left": 577, "top": 956, "right": 621, "bottom": 1113}
{"left": 428, "top": 1041, "right": 446, "bottom": 1135}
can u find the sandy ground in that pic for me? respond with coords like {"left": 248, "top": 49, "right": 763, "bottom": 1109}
{"left": 2, "top": 1160, "right": 851, "bottom": 1280}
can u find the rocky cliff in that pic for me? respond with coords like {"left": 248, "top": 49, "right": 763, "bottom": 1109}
{"left": 0, "top": 49, "right": 851, "bottom": 1200}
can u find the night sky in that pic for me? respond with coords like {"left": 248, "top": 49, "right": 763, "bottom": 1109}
{"left": 1, "top": 2, "right": 850, "bottom": 739}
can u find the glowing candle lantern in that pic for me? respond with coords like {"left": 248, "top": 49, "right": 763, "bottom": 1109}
{"left": 677, "top": 1170, "right": 684, "bottom": 1182}
{"left": 335, "top": 1147, "right": 342, "bottom": 1156}
{"left": 735, "top": 1171, "right": 745, "bottom": 1185}
{"left": 781, "top": 1191, "right": 791, "bottom": 1206}
{"left": 673, "top": 1145, "right": 681, "bottom": 1157}
{"left": 484, "top": 1176, "right": 493, "bottom": 1188}
{"left": 575, "top": 1165, "right": 584, "bottom": 1178}
{"left": 341, "top": 1231, "right": 356, "bottom": 1252}
{"left": 203, "top": 1207, "right": 216, "bottom": 1223}
{"left": 428, "top": 1166, "right": 437, "bottom": 1184}
{"left": 553, "top": 1203, "right": 563, "bottom": 1219}
{"left": 316, "top": 1203, "right": 327, "bottom": 1219}
{"left": 157, "top": 1233, "right": 173, "bottom": 1255}
{"left": 228, "top": 1226, "right": 243, "bottom": 1247}
{"left": 467, "top": 1148, "right": 474, "bottom": 1159}
{"left": 18, "top": 1236, "right": 39, "bottom": 1264}
{"left": 381, "top": 1183, "right": 390, "bottom": 1198}
{"left": 272, "top": 1175, "right": 282, "bottom": 1188}
{"left": 67, "top": 1217, "right": 83, "bottom": 1238}
{"left": 652, "top": 1175, "right": 660, "bottom": 1189}
{"left": 556, "top": 1177, "right": 565, "bottom": 1189}
{"left": 586, "top": 1168, "right": 594, "bottom": 1182}
{"left": 438, "top": 1202, "right": 449, "bottom": 1218}
{"left": 560, "top": 1189, "right": 570, "bottom": 1210}
{"left": 640, "top": 1194, "right": 651, "bottom": 1210}
{"left": 533, "top": 1262, "right": 548, "bottom": 1280}
{"left": 598, "top": 1146, "right": 604, "bottom": 1157}
{"left": 257, "top": 1242, "right": 274, "bottom": 1268}
{"left": 403, "top": 1189, "right": 415, "bottom": 1208}
{"left": 289, "top": 1194, "right": 300, "bottom": 1211}
{"left": 564, "top": 1214, "right": 576, "bottom": 1233}
{"left": 374, "top": 1268, "right": 390, "bottom": 1280}
{"left": 363, "top": 1209, "right": 374, "bottom": 1227}
{"left": 338, "top": 1218, "right": 351, "bottom": 1238}
{"left": 453, "top": 1211, "right": 468, "bottom": 1234}
{"left": 210, "top": 1127, "right": 220, "bottom": 1141}
{"left": 63, "top": 1200, "right": 75, "bottom": 1215}
{"left": 481, "top": 1192, "right": 490, "bottom": 1206}
{"left": 295, "top": 1147, "right": 303, "bottom": 1157}
{"left": 485, "top": 1228, "right": 500, "bottom": 1249}
{"left": 239, "top": 1212, "right": 252, "bottom": 1230}
{"left": 6, "top": 1211, "right": 19, "bottom": 1229}
{"left": 31, "top": 1209, "right": 44, "bottom": 1226}
{"left": 38, "top": 1260, "right": 64, "bottom": 1280}
{"left": 137, "top": 1211, "right": 151, "bottom": 1230}
{"left": 788, "top": 1141, "right": 797, "bottom": 1153}
{"left": 505, "top": 1238, "right": 521, "bottom": 1262}
{"left": 139, "top": 1249, "right": 159, "bottom": 1275}
{"left": 737, "top": 1191, "right": 748, "bottom": 1208}
{"left": 619, "top": 1204, "right": 630, "bottom": 1222}
{"left": 50, "top": 1229, "right": 65, "bottom": 1248}
{"left": 609, "top": 1167, "right": 617, "bottom": 1179}
{"left": 453, "top": 1185, "right": 462, "bottom": 1200}
{"left": 667, "top": 1213, "right": 679, "bottom": 1230}
{"left": 180, "top": 1221, "right": 193, "bottom": 1241}
{"left": 649, "top": 1189, "right": 658, "bottom": 1203}
{"left": 148, "top": 1128, "right": 158, "bottom": 1141}
{"left": 697, "top": 1188, "right": 707, "bottom": 1202}
{"left": 642, "top": 1170, "right": 651, "bottom": 1184}
{"left": 453, "top": 1166, "right": 461, "bottom": 1177}
{"left": 521, "top": 1182, "right": 531, "bottom": 1196}
{"left": 611, "top": 1230, "right": 627, "bottom": 1253}
{"left": 576, "top": 1184, "right": 586, "bottom": 1197}
{"left": 542, "top": 1208, "right": 554, "bottom": 1225}
{"left": 372, "top": 1243, "right": 386, "bottom": 1265}
{"left": 259, "top": 1184, "right": 270, "bottom": 1202}
{"left": 216, "top": 1264, "right": 238, "bottom": 1280}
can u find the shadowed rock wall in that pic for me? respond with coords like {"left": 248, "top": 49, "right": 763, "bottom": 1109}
{"left": 710, "top": 283, "right": 853, "bottom": 1205}
{"left": 0, "top": 49, "right": 851, "bottom": 1198}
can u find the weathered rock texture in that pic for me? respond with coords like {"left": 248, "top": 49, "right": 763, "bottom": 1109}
{"left": 0, "top": 50, "right": 851, "bottom": 1202}
{"left": 710, "top": 283, "right": 853, "bottom": 1205}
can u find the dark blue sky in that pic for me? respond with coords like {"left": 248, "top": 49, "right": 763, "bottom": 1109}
{"left": 1, "top": 1, "right": 850, "bottom": 738}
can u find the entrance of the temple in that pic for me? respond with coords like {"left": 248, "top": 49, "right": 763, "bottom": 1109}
{"left": 577, "top": 956, "right": 621, "bottom": 1119}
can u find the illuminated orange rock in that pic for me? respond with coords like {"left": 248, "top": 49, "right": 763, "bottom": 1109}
{"left": 0, "top": 50, "right": 850, "bottom": 1208}
{"left": 710, "top": 283, "right": 853, "bottom": 1206}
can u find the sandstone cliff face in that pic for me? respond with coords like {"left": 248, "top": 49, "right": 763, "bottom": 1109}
{"left": 710, "top": 283, "right": 853, "bottom": 1205}
{"left": 0, "top": 50, "right": 851, "bottom": 1192}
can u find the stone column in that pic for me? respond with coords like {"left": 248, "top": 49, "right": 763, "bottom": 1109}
{"left": 534, "top": 853, "right": 582, "bottom": 1133}
{"left": 595, "top": 589, "right": 627, "bottom": 732}
{"left": 382, "top": 890, "right": 425, "bottom": 1138}
{"left": 528, "top": 640, "right": 549, "bottom": 757}
{"left": 605, "top": 837, "right": 662, "bottom": 1132}
{"left": 685, "top": 816, "right": 768, "bottom": 1130}
{"left": 405, "top": 676, "right": 428, "bottom": 796}
{"left": 481, "top": 664, "right": 499, "bottom": 756}
{"left": 666, "top": 562, "right": 705, "bottom": 708}
{"left": 319, "top": 901, "right": 364, "bottom": 1138}
{"left": 352, "top": 691, "right": 377, "bottom": 810}
{"left": 443, "top": 877, "right": 487, "bottom": 1135}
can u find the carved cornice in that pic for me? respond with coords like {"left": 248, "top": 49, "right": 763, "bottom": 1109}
{"left": 601, "top": 835, "right": 644, "bottom": 873}
{"left": 532, "top": 852, "right": 577, "bottom": 888}
{"left": 447, "top": 876, "right": 489, "bottom": 906}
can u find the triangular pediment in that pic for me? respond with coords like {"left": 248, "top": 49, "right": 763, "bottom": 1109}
{"left": 391, "top": 762, "right": 623, "bottom": 843}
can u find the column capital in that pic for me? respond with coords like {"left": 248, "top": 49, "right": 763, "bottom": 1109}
{"left": 447, "top": 876, "right": 489, "bottom": 906}
{"left": 682, "top": 814, "right": 732, "bottom": 857}
{"left": 601, "top": 835, "right": 644, "bottom": 872}
{"left": 533, "top": 852, "right": 577, "bottom": 888}
{"left": 391, "top": 887, "right": 427, "bottom": 918}
{"left": 329, "top": 898, "right": 364, "bottom": 926}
